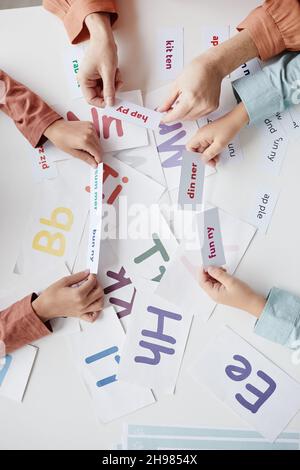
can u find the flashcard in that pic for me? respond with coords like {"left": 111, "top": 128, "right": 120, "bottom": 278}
{"left": 201, "top": 26, "right": 230, "bottom": 51}
{"left": 70, "top": 307, "right": 155, "bottom": 423}
{"left": 257, "top": 117, "right": 289, "bottom": 175}
{"left": 156, "top": 208, "right": 256, "bottom": 321}
{"left": 189, "top": 327, "right": 300, "bottom": 442}
{"left": 275, "top": 110, "right": 300, "bottom": 139}
{"left": 98, "top": 240, "right": 137, "bottom": 332}
{"left": 157, "top": 27, "right": 184, "bottom": 81}
{"left": 248, "top": 186, "right": 280, "bottom": 233}
{"left": 16, "top": 164, "right": 89, "bottom": 275}
{"left": 110, "top": 206, "right": 178, "bottom": 284}
{"left": 115, "top": 130, "right": 166, "bottom": 186}
{"left": 87, "top": 164, "right": 103, "bottom": 274}
{"left": 118, "top": 287, "right": 193, "bottom": 393}
{"left": 0, "top": 344, "right": 38, "bottom": 402}
{"left": 178, "top": 150, "right": 205, "bottom": 209}
{"left": 104, "top": 99, "right": 162, "bottom": 130}
{"left": 230, "top": 58, "right": 262, "bottom": 81}
{"left": 63, "top": 43, "right": 85, "bottom": 99}
{"left": 55, "top": 90, "right": 149, "bottom": 153}
{"left": 35, "top": 141, "right": 71, "bottom": 164}
{"left": 220, "top": 136, "right": 244, "bottom": 165}
{"left": 26, "top": 143, "right": 58, "bottom": 182}
{"left": 199, "top": 208, "right": 226, "bottom": 267}
{"left": 145, "top": 86, "right": 199, "bottom": 191}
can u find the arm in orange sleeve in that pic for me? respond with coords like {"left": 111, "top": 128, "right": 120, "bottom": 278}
{"left": 238, "top": 0, "right": 300, "bottom": 61}
{"left": 0, "top": 295, "right": 51, "bottom": 354}
{"left": 0, "top": 70, "right": 61, "bottom": 148}
{"left": 43, "top": 0, "right": 118, "bottom": 44}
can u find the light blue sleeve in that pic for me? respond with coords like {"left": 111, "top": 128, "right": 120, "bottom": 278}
{"left": 232, "top": 52, "right": 300, "bottom": 124}
{"left": 254, "top": 287, "right": 300, "bottom": 349}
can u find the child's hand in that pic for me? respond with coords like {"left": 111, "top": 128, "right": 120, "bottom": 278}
{"left": 199, "top": 267, "right": 266, "bottom": 317}
{"left": 32, "top": 271, "right": 104, "bottom": 323}
{"left": 44, "top": 119, "right": 102, "bottom": 168}
{"left": 186, "top": 103, "right": 249, "bottom": 167}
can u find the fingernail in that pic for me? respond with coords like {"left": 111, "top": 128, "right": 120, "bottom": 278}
{"left": 84, "top": 269, "right": 90, "bottom": 274}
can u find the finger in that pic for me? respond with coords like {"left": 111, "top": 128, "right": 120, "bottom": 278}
{"left": 158, "top": 85, "right": 179, "bottom": 113}
{"left": 115, "top": 68, "right": 123, "bottom": 91}
{"left": 78, "top": 274, "right": 98, "bottom": 296}
{"left": 86, "top": 285, "right": 104, "bottom": 306}
{"left": 202, "top": 142, "right": 222, "bottom": 163}
{"left": 81, "top": 311, "right": 101, "bottom": 323}
{"left": 199, "top": 268, "right": 210, "bottom": 287}
{"left": 162, "top": 99, "right": 193, "bottom": 123}
{"left": 186, "top": 134, "right": 210, "bottom": 153}
{"left": 80, "top": 131, "right": 102, "bottom": 164}
{"left": 102, "top": 67, "right": 117, "bottom": 106}
{"left": 69, "top": 149, "right": 98, "bottom": 168}
{"left": 80, "top": 78, "right": 105, "bottom": 108}
{"left": 207, "top": 266, "right": 231, "bottom": 287}
{"left": 62, "top": 270, "right": 90, "bottom": 287}
{"left": 83, "top": 298, "right": 104, "bottom": 313}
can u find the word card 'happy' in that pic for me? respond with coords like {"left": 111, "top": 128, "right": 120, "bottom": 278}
{"left": 71, "top": 307, "right": 155, "bottom": 423}
{"left": 105, "top": 99, "right": 162, "bottom": 130}
{"left": 157, "top": 27, "right": 184, "bottom": 81}
{"left": 248, "top": 186, "right": 280, "bottom": 233}
{"left": 87, "top": 164, "right": 103, "bottom": 274}
{"left": 199, "top": 208, "right": 226, "bottom": 267}
{"left": 189, "top": 327, "right": 300, "bottom": 442}
{"left": 118, "top": 287, "right": 193, "bottom": 394}
{"left": 178, "top": 150, "right": 205, "bottom": 209}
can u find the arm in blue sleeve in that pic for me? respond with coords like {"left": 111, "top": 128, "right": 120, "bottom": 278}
{"left": 254, "top": 287, "right": 300, "bottom": 349}
{"left": 232, "top": 52, "right": 300, "bottom": 124}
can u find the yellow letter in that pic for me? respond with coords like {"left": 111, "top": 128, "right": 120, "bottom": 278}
{"left": 32, "top": 231, "right": 65, "bottom": 257}
{"left": 40, "top": 207, "right": 74, "bottom": 231}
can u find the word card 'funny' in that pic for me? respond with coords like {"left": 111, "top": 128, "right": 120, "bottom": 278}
{"left": 199, "top": 208, "right": 226, "bottom": 267}
{"left": 157, "top": 27, "right": 184, "bottom": 81}
{"left": 189, "top": 327, "right": 300, "bottom": 442}
{"left": 178, "top": 150, "right": 205, "bottom": 209}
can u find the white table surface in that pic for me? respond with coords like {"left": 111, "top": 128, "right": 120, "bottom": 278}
{"left": 1, "top": 0, "right": 300, "bottom": 450}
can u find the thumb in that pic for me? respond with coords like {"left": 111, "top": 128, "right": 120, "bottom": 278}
{"left": 207, "top": 266, "right": 231, "bottom": 287}
{"left": 102, "top": 68, "right": 116, "bottom": 107}
{"left": 62, "top": 270, "right": 90, "bottom": 287}
{"left": 202, "top": 141, "right": 222, "bottom": 162}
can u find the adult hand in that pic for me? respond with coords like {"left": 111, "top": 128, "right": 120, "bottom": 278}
{"left": 79, "top": 12, "right": 123, "bottom": 108}
{"left": 44, "top": 119, "right": 102, "bottom": 168}
{"left": 199, "top": 267, "right": 266, "bottom": 317}
{"left": 32, "top": 271, "right": 104, "bottom": 323}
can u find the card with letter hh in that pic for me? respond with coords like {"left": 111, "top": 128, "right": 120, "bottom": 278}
{"left": 178, "top": 150, "right": 205, "bottom": 209}
{"left": 189, "top": 327, "right": 300, "bottom": 442}
{"left": 157, "top": 27, "right": 184, "bottom": 80}
{"left": 199, "top": 208, "right": 226, "bottom": 267}
{"left": 105, "top": 99, "right": 162, "bottom": 130}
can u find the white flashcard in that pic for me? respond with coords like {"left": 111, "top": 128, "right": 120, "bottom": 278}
{"left": 199, "top": 208, "right": 226, "bottom": 267}
{"left": 63, "top": 43, "right": 85, "bottom": 99}
{"left": 87, "top": 164, "right": 103, "bottom": 274}
{"left": 156, "top": 208, "right": 256, "bottom": 321}
{"left": 257, "top": 117, "right": 289, "bottom": 175}
{"left": 157, "top": 27, "right": 184, "bottom": 81}
{"left": 27, "top": 143, "right": 58, "bottom": 182}
{"left": 178, "top": 150, "right": 205, "bottom": 209}
{"left": 118, "top": 287, "right": 193, "bottom": 394}
{"left": 16, "top": 164, "right": 89, "bottom": 275}
{"left": 115, "top": 130, "right": 166, "bottom": 186}
{"left": 104, "top": 99, "right": 162, "bottom": 130}
{"left": 230, "top": 58, "right": 262, "bottom": 81}
{"left": 110, "top": 206, "right": 178, "bottom": 284}
{"left": 98, "top": 240, "right": 137, "bottom": 332}
{"left": 201, "top": 26, "right": 230, "bottom": 51}
{"left": 220, "top": 136, "right": 244, "bottom": 165}
{"left": 70, "top": 307, "right": 155, "bottom": 423}
{"left": 275, "top": 110, "right": 300, "bottom": 139}
{"left": 145, "top": 85, "right": 199, "bottom": 191}
{"left": 189, "top": 327, "right": 300, "bottom": 442}
{"left": 248, "top": 186, "right": 280, "bottom": 233}
{"left": 55, "top": 90, "right": 149, "bottom": 153}
{"left": 0, "top": 344, "right": 38, "bottom": 402}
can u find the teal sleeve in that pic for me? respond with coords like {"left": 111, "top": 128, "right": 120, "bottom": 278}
{"left": 254, "top": 287, "right": 300, "bottom": 349}
{"left": 232, "top": 52, "right": 300, "bottom": 124}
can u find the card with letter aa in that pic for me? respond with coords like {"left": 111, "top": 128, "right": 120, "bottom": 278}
{"left": 145, "top": 86, "right": 199, "bottom": 192}
{"left": 157, "top": 27, "right": 184, "bottom": 81}
{"left": 70, "top": 307, "right": 155, "bottom": 423}
{"left": 0, "top": 344, "right": 38, "bottom": 402}
{"left": 118, "top": 286, "right": 193, "bottom": 394}
{"left": 54, "top": 90, "right": 149, "bottom": 153}
{"left": 189, "top": 327, "right": 300, "bottom": 442}
{"left": 199, "top": 208, "right": 226, "bottom": 267}
{"left": 178, "top": 150, "right": 205, "bottom": 209}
